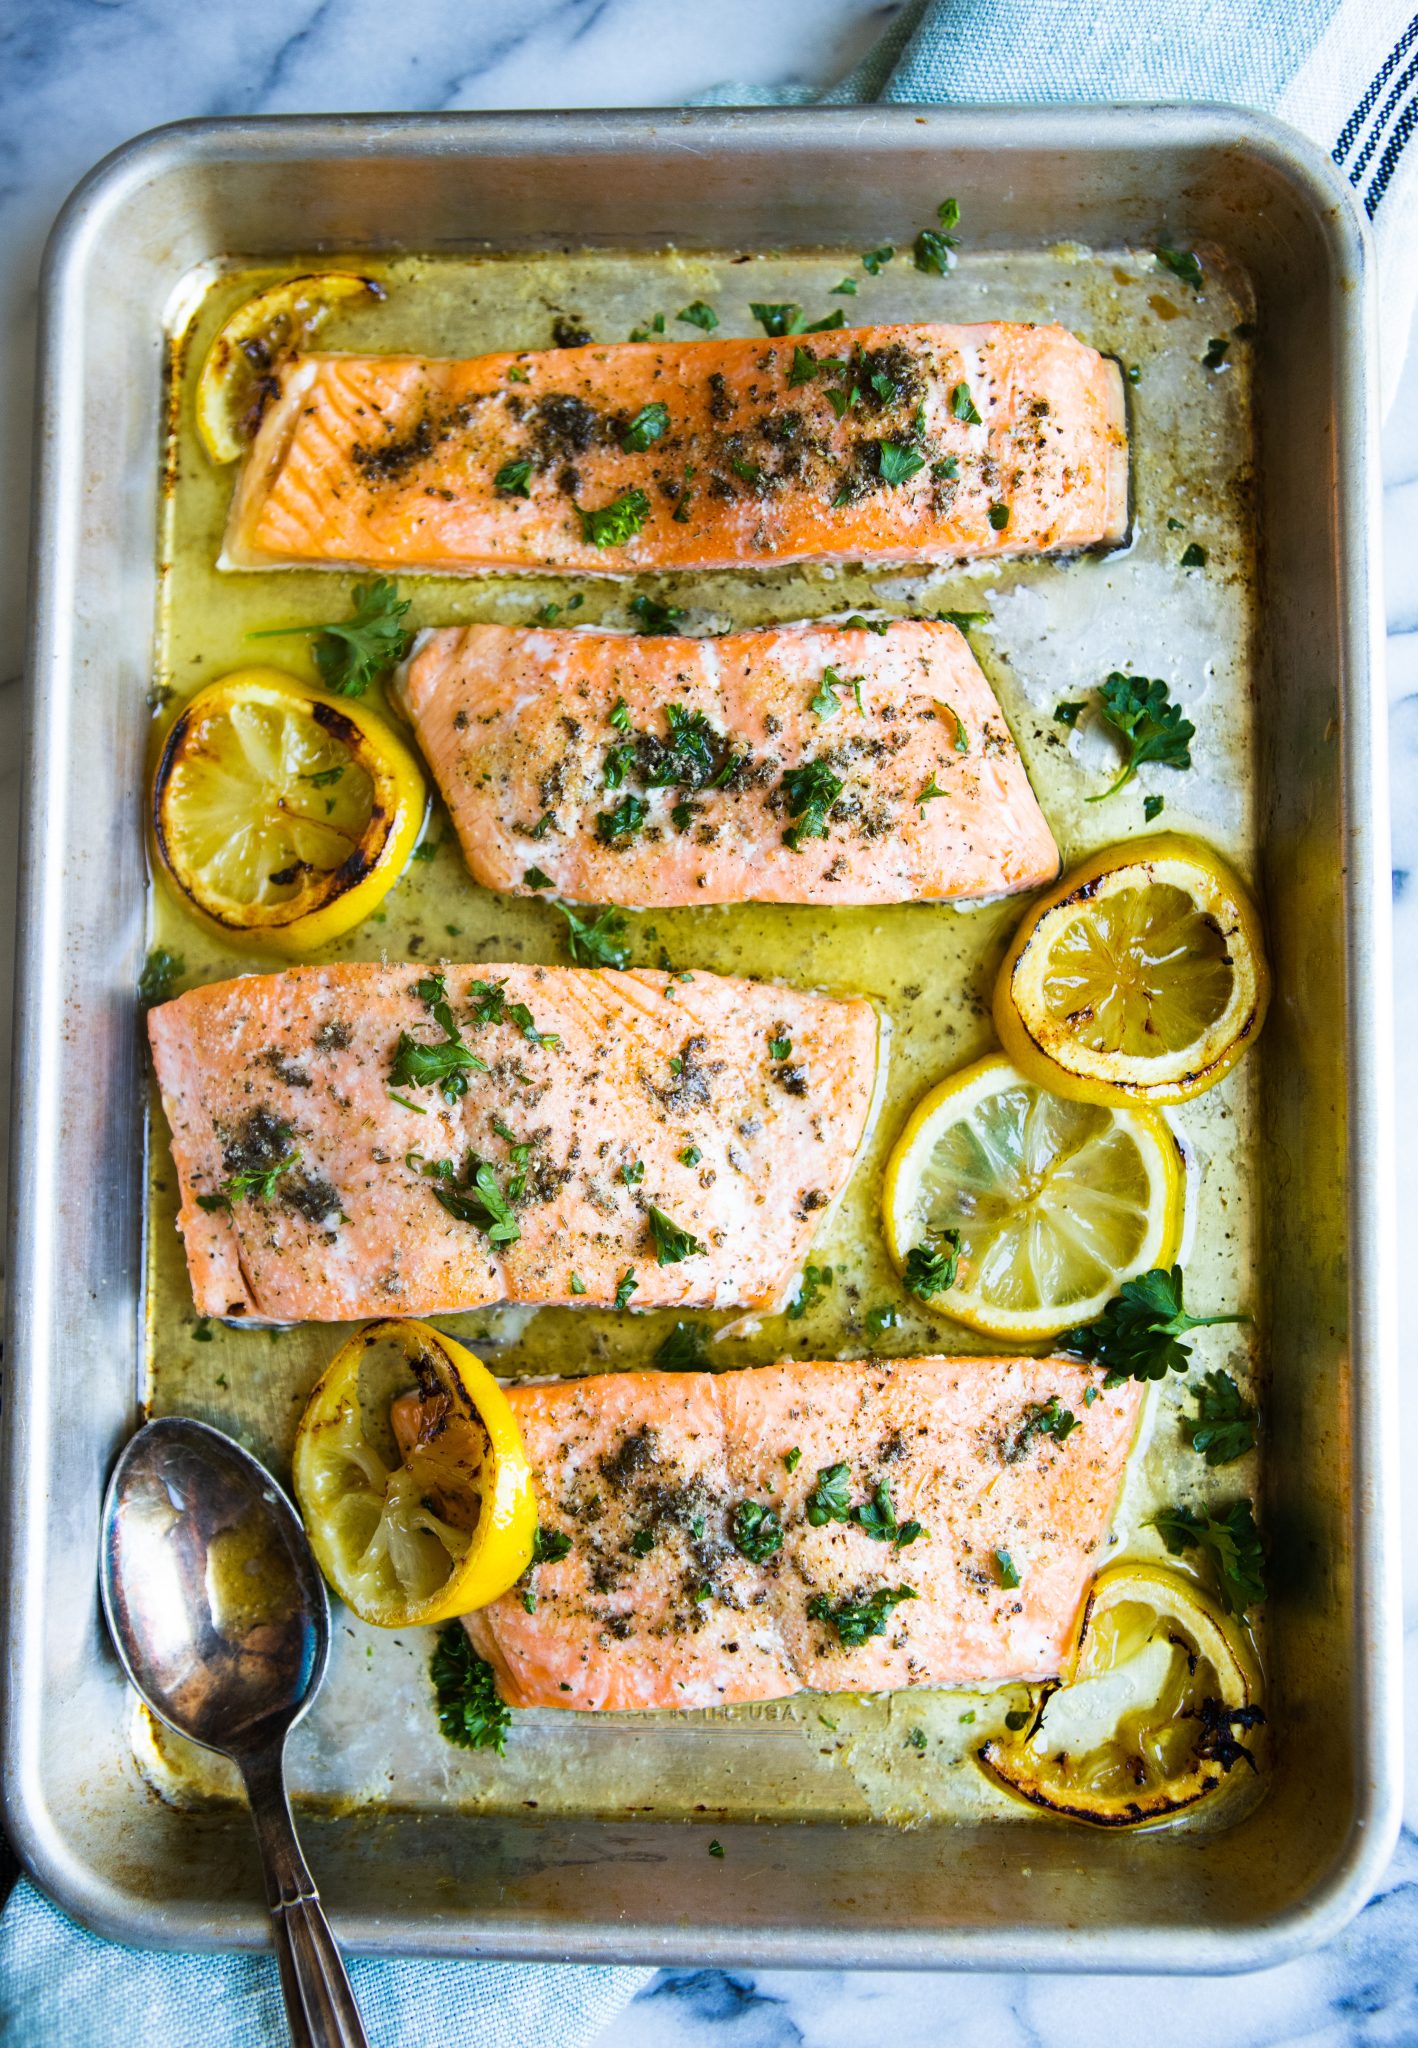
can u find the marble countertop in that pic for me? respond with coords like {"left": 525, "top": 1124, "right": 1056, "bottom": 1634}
{"left": 1, "top": 3, "right": 1415, "bottom": 2043}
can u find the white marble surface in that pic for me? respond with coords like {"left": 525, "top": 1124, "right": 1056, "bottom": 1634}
{"left": 1, "top": 3, "right": 1416, "bottom": 2043}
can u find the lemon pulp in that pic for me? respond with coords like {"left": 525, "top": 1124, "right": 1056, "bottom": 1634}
{"left": 883, "top": 1054, "right": 1183, "bottom": 1339}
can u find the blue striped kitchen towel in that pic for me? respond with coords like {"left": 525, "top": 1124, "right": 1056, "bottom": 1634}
{"left": 700, "top": 0, "right": 1418, "bottom": 409}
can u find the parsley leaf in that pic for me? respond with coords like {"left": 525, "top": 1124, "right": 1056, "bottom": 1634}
{"left": 807, "top": 1586, "right": 917, "bottom": 1647}
{"left": 903, "top": 1231, "right": 959, "bottom": 1299}
{"left": 839, "top": 614, "right": 890, "bottom": 635}
{"left": 532, "top": 1525, "right": 572, "bottom": 1566}
{"left": 993, "top": 1550, "right": 1021, "bottom": 1589}
{"left": 784, "top": 1446, "right": 802, "bottom": 1473}
{"left": 787, "top": 345, "right": 821, "bottom": 388}
{"left": 787, "top": 1261, "right": 833, "bottom": 1319}
{"left": 523, "top": 865, "right": 553, "bottom": 889}
{"left": 780, "top": 758, "right": 844, "bottom": 850}
{"left": 1156, "top": 245, "right": 1204, "bottom": 292}
{"left": 750, "top": 302, "right": 805, "bottom": 336}
{"left": 1053, "top": 700, "right": 1084, "bottom": 727}
{"left": 647, "top": 1205, "right": 704, "bottom": 1266}
{"left": 196, "top": 1143, "right": 299, "bottom": 1212}
{"left": 1006, "top": 1396, "right": 1078, "bottom": 1461}
{"left": 388, "top": 971, "right": 487, "bottom": 1103}
{"left": 1144, "top": 793, "right": 1165, "bottom": 822}
{"left": 1181, "top": 542, "right": 1207, "bottom": 569}
{"left": 1089, "top": 672, "right": 1195, "bottom": 799}
{"left": 138, "top": 947, "right": 184, "bottom": 1010}
{"left": 654, "top": 1319, "right": 709, "bottom": 1369}
{"left": 494, "top": 459, "right": 532, "bottom": 496}
{"left": 1059, "top": 1266, "right": 1248, "bottom": 1386}
{"left": 916, "top": 773, "right": 948, "bottom": 808}
{"left": 731, "top": 1501, "right": 784, "bottom": 1562}
{"left": 936, "top": 608, "right": 989, "bottom": 632}
{"left": 553, "top": 902, "right": 631, "bottom": 970}
{"left": 987, "top": 503, "right": 1010, "bottom": 531}
{"left": 410, "top": 1150, "right": 520, "bottom": 1245}
{"left": 950, "top": 380, "right": 982, "bottom": 425}
{"left": 809, "top": 666, "right": 862, "bottom": 719}
{"left": 879, "top": 440, "right": 925, "bottom": 485}
{"left": 677, "top": 300, "right": 719, "bottom": 331}
{"left": 831, "top": 277, "right": 858, "bottom": 296}
{"left": 250, "top": 576, "right": 413, "bottom": 697}
{"left": 579, "top": 488, "right": 651, "bottom": 549}
{"left": 1150, "top": 1498, "right": 1264, "bottom": 1614}
{"left": 629, "top": 593, "right": 687, "bottom": 635}
{"left": 596, "top": 793, "right": 648, "bottom": 845}
{"left": 431, "top": 1624, "right": 510, "bottom": 1753}
{"left": 851, "top": 1480, "right": 923, "bottom": 1549}
{"left": 614, "top": 1269, "right": 638, "bottom": 1309}
{"left": 913, "top": 197, "right": 960, "bottom": 276}
{"left": 622, "top": 402, "right": 670, "bottom": 453}
{"left": 861, "top": 245, "right": 894, "bottom": 274}
{"left": 805, "top": 1462, "right": 853, "bottom": 1526}
{"left": 1182, "top": 1370, "right": 1258, "bottom": 1466}
{"left": 1202, "top": 336, "right": 1230, "bottom": 371}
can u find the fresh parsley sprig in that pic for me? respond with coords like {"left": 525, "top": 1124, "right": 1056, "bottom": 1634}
{"left": 431, "top": 1624, "right": 511, "bottom": 1752}
{"left": 1150, "top": 1498, "right": 1264, "bottom": 1615}
{"left": 1089, "top": 671, "right": 1195, "bottom": 799}
{"left": 647, "top": 1205, "right": 704, "bottom": 1266}
{"left": 913, "top": 197, "right": 961, "bottom": 276}
{"left": 731, "top": 1501, "right": 784, "bottom": 1562}
{"left": 902, "top": 1231, "right": 960, "bottom": 1300}
{"left": 553, "top": 902, "right": 631, "bottom": 969}
{"left": 1182, "top": 1370, "right": 1258, "bottom": 1466}
{"left": 807, "top": 1585, "right": 917, "bottom": 1646}
{"left": 249, "top": 576, "right": 413, "bottom": 697}
{"left": 196, "top": 1146, "right": 300, "bottom": 1212}
{"left": 1059, "top": 1266, "right": 1248, "bottom": 1386}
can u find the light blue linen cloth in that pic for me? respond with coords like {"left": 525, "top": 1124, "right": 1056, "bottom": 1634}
{"left": 8, "top": 1, "right": 1417, "bottom": 2040}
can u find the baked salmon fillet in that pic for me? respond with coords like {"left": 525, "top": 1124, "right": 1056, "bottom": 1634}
{"left": 221, "top": 322, "right": 1128, "bottom": 576}
{"left": 147, "top": 964, "right": 878, "bottom": 1323}
{"left": 400, "top": 618, "right": 1060, "bottom": 907}
{"left": 430, "top": 1356, "right": 1141, "bottom": 1710}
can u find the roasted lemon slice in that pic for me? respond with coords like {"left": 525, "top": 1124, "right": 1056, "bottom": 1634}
{"left": 994, "top": 835, "right": 1270, "bottom": 1106}
{"left": 292, "top": 1319, "right": 537, "bottom": 1628}
{"left": 979, "top": 1562, "right": 1263, "bottom": 1826}
{"left": 195, "top": 272, "right": 384, "bottom": 463}
{"left": 151, "top": 667, "right": 425, "bottom": 952}
{"left": 882, "top": 1053, "right": 1183, "bottom": 1339}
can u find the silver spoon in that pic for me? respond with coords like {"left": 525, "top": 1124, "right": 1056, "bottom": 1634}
{"left": 100, "top": 1415, "right": 369, "bottom": 2048}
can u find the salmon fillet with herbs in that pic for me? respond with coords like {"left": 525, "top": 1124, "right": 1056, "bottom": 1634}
{"left": 148, "top": 964, "right": 878, "bottom": 1323}
{"left": 221, "top": 322, "right": 1129, "bottom": 576}
{"left": 427, "top": 1356, "right": 1142, "bottom": 1711}
{"left": 400, "top": 618, "right": 1060, "bottom": 908}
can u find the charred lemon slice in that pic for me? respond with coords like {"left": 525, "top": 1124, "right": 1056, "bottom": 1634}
{"left": 152, "top": 667, "right": 426, "bottom": 952}
{"left": 995, "top": 835, "right": 1270, "bottom": 1106}
{"left": 195, "top": 272, "right": 385, "bottom": 463}
{"left": 980, "top": 1562, "right": 1263, "bottom": 1827}
{"left": 292, "top": 1319, "right": 537, "bottom": 1628}
{"left": 882, "top": 1053, "right": 1183, "bottom": 1339}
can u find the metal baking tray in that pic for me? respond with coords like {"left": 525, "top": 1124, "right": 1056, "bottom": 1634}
{"left": 2, "top": 105, "right": 1398, "bottom": 1972}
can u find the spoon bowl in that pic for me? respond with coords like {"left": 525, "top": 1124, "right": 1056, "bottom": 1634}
{"left": 100, "top": 1416, "right": 367, "bottom": 2048}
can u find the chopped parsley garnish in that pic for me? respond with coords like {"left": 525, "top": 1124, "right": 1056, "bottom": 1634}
{"left": 523, "top": 865, "right": 554, "bottom": 889}
{"left": 916, "top": 773, "right": 948, "bottom": 808}
{"left": 708, "top": 1838, "right": 725, "bottom": 1857}
{"left": 647, "top": 1205, "right": 704, "bottom": 1266}
{"left": 907, "top": 1727, "right": 927, "bottom": 1753}
{"left": 569, "top": 1272, "right": 586, "bottom": 1295}
{"left": 936, "top": 608, "right": 989, "bottom": 631}
{"left": 388, "top": 972, "right": 487, "bottom": 1103}
{"left": 861, "top": 245, "right": 894, "bottom": 274}
{"left": 865, "top": 1304, "right": 898, "bottom": 1339}
{"left": 787, "top": 1261, "right": 833, "bottom": 1319}
{"left": 805, "top": 1462, "right": 853, "bottom": 1526}
{"left": 1202, "top": 336, "right": 1230, "bottom": 371}
{"left": 949, "top": 380, "right": 982, "bottom": 425}
{"left": 987, "top": 503, "right": 1010, "bottom": 531}
{"left": 431, "top": 1624, "right": 510, "bottom": 1753}
{"left": 851, "top": 1480, "right": 923, "bottom": 1549}
{"left": 780, "top": 758, "right": 844, "bottom": 850}
{"left": 751, "top": 303, "right": 816, "bottom": 335}
{"left": 655, "top": 1319, "right": 709, "bottom": 1369}
{"left": 410, "top": 836, "right": 440, "bottom": 862}
{"left": 620, "top": 1159, "right": 645, "bottom": 1186}
{"left": 553, "top": 902, "right": 631, "bottom": 969}
{"left": 1150, "top": 1498, "right": 1264, "bottom": 1615}
{"left": 787, "top": 344, "right": 821, "bottom": 389}
{"left": 1181, "top": 542, "right": 1207, "bottom": 568}
{"left": 677, "top": 300, "right": 719, "bottom": 331}
{"left": 196, "top": 1144, "right": 299, "bottom": 1212}
{"left": 1182, "top": 1370, "right": 1258, "bottom": 1466}
{"left": 596, "top": 793, "right": 649, "bottom": 845}
{"left": 913, "top": 197, "right": 960, "bottom": 276}
{"left": 679, "top": 1144, "right": 702, "bottom": 1167}
{"left": 621, "top": 402, "right": 670, "bottom": 453}
{"left": 628, "top": 313, "right": 666, "bottom": 342}
{"left": 532, "top": 1526, "right": 572, "bottom": 1567}
{"left": 1059, "top": 1266, "right": 1248, "bottom": 1386}
{"left": 249, "top": 576, "right": 413, "bottom": 697}
{"left": 730, "top": 455, "right": 761, "bottom": 485}
{"left": 1088, "top": 672, "right": 1195, "bottom": 799}
{"left": 879, "top": 440, "right": 925, "bottom": 485}
{"left": 1007, "top": 1397, "right": 1078, "bottom": 1461}
{"left": 629, "top": 1528, "right": 656, "bottom": 1558}
{"left": 1144, "top": 793, "right": 1165, "bottom": 822}
{"left": 807, "top": 1585, "right": 917, "bottom": 1647}
{"left": 609, "top": 696, "right": 633, "bottom": 731}
{"left": 138, "top": 946, "right": 184, "bottom": 1010}
{"left": 1053, "top": 700, "right": 1085, "bottom": 727}
{"left": 831, "top": 276, "right": 858, "bottom": 296}
{"left": 768, "top": 1034, "right": 792, "bottom": 1061}
{"left": 993, "top": 1549, "right": 1021, "bottom": 1589}
{"left": 579, "top": 488, "right": 652, "bottom": 548}
{"left": 629, "top": 593, "right": 687, "bottom": 635}
{"left": 613, "top": 1269, "right": 638, "bottom": 1310}
{"left": 804, "top": 309, "right": 847, "bottom": 333}
{"left": 494, "top": 459, "right": 532, "bottom": 496}
{"left": 410, "top": 1150, "right": 521, "bottom": 1245}
{"left": 903, "top": 1231, "right": 960, "bottom": 1299}
{"left": 839, "top": 614, "right": 890, "bottom": 635}
{"left": 731, "top": 1501, "right": 784, "bottom": 1562}
{"left": 1156, "top": 245, "right": 1204, "bottom": 292}
{"left": 784, "top": 1447, "right": 802, "bottom": 1473}
{"left": 809, "top": 666, "right": 863, "bottom": 719}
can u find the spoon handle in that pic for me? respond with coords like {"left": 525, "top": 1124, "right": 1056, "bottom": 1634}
{"left": 241, "top": 1746, "right": 370, "bottom": 2048}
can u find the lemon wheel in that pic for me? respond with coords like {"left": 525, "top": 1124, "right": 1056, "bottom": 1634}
{"left": 292, "top": 1319, "right": 538, "bottom": 1628}
{"left": 196, "top": 272, "right": 385, "bottom": 463}
{"left": 995, "top": 834, "right": 1270, "bottom": 1106}
{"left": 151, "top": 667, "right": 426, "bottom": 952}
{"left": 979, "top": 1562, "right": 1263, "bottom": 1826}
{"left": 882, "top": 1053, "right": 1184, "bottom": 1339}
